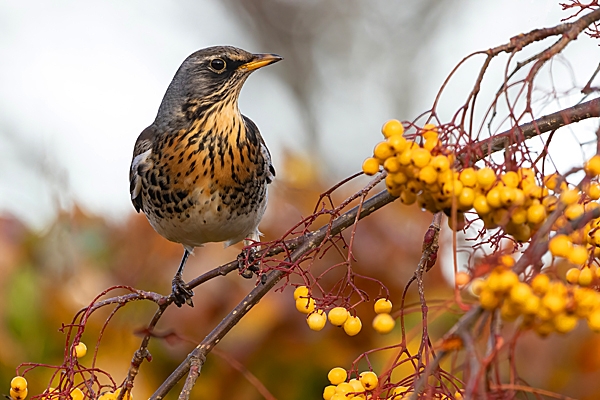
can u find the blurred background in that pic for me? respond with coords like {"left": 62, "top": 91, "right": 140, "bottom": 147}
{"left": 1, "top": 1, "right": 600, "bottom": 399}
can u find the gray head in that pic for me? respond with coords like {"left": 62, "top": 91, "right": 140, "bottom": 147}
{"left": 156, "top": 46, "right": 282, "bottom": 122}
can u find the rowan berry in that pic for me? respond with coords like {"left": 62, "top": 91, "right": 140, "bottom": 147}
{"left": 382, "top": 119, "right": 404, "bottom": 138}
{"left": 328, "top": 307, "right": 349, "bottom": 326}
{"left": 374, "top": 298, "right": 393, "bottom": 314}
{"left": 343, "top": 315, "right": 362, "bottom": 336}
{"left": 328, "top": 367, "right": 347, "bottom": 385}
{"left": 307, "top": 310, "right": 327, "bottom": 331}
{"left": 372, "top": 313, "right": 395, "bottom": 334}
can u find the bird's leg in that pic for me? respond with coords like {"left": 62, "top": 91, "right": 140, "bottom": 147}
{"left": 172, "top": 249, "right": 194, "bottom": 307}
{"left": 238, "top": 238, "right": 261, "bottom": 279}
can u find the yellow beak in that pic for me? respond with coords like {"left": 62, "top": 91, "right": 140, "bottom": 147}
{"left": 239, "top": 53, "right": 283, "bottom": 71}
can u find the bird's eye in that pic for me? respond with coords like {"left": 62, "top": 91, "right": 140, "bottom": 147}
{"left": 209, "top": 58, "right": 226, "bottom": 72}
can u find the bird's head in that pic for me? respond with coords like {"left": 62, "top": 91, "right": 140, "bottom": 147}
{"left": 156, "top": 46, "right": 282, "bottom": 123}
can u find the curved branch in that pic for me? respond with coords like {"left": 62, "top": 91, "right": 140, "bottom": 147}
{"left": 150, "top": 190, "right": 397, "bottom": 399}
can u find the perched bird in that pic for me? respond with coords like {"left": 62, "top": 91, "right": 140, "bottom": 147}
{"left": 130, "top": 46, "right": 282, "bottom": 307}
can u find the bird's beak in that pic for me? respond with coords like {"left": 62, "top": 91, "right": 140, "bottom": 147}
{"left": 239, "top": 53, "right": 283, "bottom": 71}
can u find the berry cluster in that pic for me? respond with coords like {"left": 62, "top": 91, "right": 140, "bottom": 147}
{"left": 363, "top": 121, "right": 600, "bottom": 245}
{"left": 323, "top": 367, "right": 379, "bottom": 400}
{"left": 294, "top": 287, "right": 396, "bottom": 336}
{"left": 470, "top": 256, "right": 600, "bottom": 336}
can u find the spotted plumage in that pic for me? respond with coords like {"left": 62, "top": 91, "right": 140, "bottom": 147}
{"left": 130, "top": 46, "right": 282, "bottom": 307}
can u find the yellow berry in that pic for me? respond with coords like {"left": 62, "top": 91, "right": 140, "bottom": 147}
{"left": 400, "top": 191, "right": 417, "bottom": 205}
{"left": 566, "top": 268, "right": 581, "bottom": 284}
{"left": 398, "top": 149, "right": 413, "bottom": 166}
{"left": 473, "top": 195, "right": 491, "bottom": 215}
{"left": 548, "top": 234, "right": 572, "bottom": 258}
{"left": 328, "top": 307, "right": 350, "bottom": 326}
{"left": 488, "top": 269, "right": 518, "bottom": 293}
{"left": 560, "top": 188, "right": 580, "bottom": 205}
{"left": 424, "top": 138, "right": 438, "bottom": 151}
{"left": 374, "top": 298, "right": 393, "bottom": 314}
{"left": 585, "top": 155, "right": 600, "bottom": 176}
{"left": 411, "top": 148, "right": 432, "bottom": 168}
{"left": 296, "top": 297, "right": 316, "bottom": 314}
{"left": 501, "top": 171, "right": 520, "bottom": 188}
{"left": 442, "top": 180, "right": 463, "bottom": 197}
{"left": 10, "top": 377, "right": 27, "bottom": 392}
{"left": 509, "top": 282, "right": 532, "bottom": 305}
{"left": 477, "top": 167, "right": 497, "bottom": 189}
{"left": 565, "top": 203, "right": 584, "bottom": 221}
{"left": 323, "top": 385, "right": 336, "bottom": 400}
{"left": 362, "top": 158, "right": 380, "bottom": 176}
{"left": 510, "top": 207, "right": 528, "bottom": 225}
{"left": 327, "top": 367, "right": 347, "bottom": 385}
{"left": 526, "top": 203, "right": 547, "bottom": 224}
{"left": 307, "top": 310, "right": 327, "bottom": 331}
{"left": 554, "top": 313, "right": 578, "bottom": 334}
{"left": 98, "top": 391, "right": 117, "bottom": 400}
{"left": 499, "top": 187, "right": 517, "bottom": 206}
{"left": 388, "top": 134, "right": 408, "bottom": 152}
{"left": 479, "top": 288, "right": 500, "bottom": 309}
{"left": 588, "top": 310, "right": 600, "bottom": 331}
{"left": 459, "top": 168, "right": 477, "bottom": 188}
{"left": 70, "top": 388, "right": 84, "bottom": 400}
{"left": 542, "top": 293, "right": 566, "bottom": 314}
{"left": 372, "top": 313, "right": 395, "bottom": 334}
{"left": 293, "top": 286, "right": 309, "bottom": 300}
{"left": 343, "top": 315, "right": 362, "bottom": 336}
{"left": 382, "top": 119, "right": 404, "bottom": 138}
{"left": 458, "top": 187, "right": 475, "bottom": 210}
{"left": 586, "top": 183, "right": 600, "bottom": 200}
{"left": 531, "top": 274, "right": 550, "bottom": 295}
{"left": 348, "top": 379, "right": 365, "bottom": 393}
{"left": 485, "top": 187, "right": 503, "bottom": 208}
{"left": 579, "top": 267, "right": 594, "bottom": 287}
{"left": 74, "top": 342, "right": 87, "bottom": 358}
{"left": 374, "top": 142, "right": 394, "bottom": 161}
{"left": 359, "top": 371, "right": 379, "bottom": 390}
{"left": 544, "top": 173, "right": 560, "bottom": 190}
{"left": 383, "top": 157, "right": 401, "bottom": 173}
{"left": 10, "top": 388, "right": 27, "bottom": 400}
{"left": 418, "top": 165, "right": 438, "bottom": 185}
{"left": 430, "top": 155, "right": 450, "bottom": 172}
{"left": 522, "top": 294, "right": 540, "bottom": 315}
{"left": 568, "top": 245, "right": 589, "bottom": 265}
{"left": 335, "top": 382, "right": 354, "bottom": 396}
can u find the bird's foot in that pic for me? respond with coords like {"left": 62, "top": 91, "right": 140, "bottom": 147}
{"left": 172, "top": 274, "right": 194, "bottom": 307}
{"left": 237, "top": 247, "right": 261, "bottom": 279}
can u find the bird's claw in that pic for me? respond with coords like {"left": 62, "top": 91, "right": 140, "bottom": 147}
{"left": 172, "top": 274, "right": 194, "bottom": 307}
{"left": 238, "top": 248, "right": 260, "bottom": 279}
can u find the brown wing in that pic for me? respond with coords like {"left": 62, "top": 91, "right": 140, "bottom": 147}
{"left": 130, "top": 125, "right": 157, "bottom": 212}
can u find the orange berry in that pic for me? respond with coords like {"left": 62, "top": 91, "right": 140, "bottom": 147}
{"left": 383, "top": 156, "right": 401, "bottom": 173}
{"left": 501, "top": 171, "right": 520, "bottom": 188}
{"left": 372, "top": 313, "right": 395, "bottom": 334}
{"left": 343, "top": 315, "right": 362, "bottom": 336}
{"left": 374, "top": 298, "right": 393, "bottom": 314}
{"left": 381, "top": 119, "right": 404, "bottom": 138}
{"left": 549, "top": 234, "right": 572, "bottom": 258}
{"left": 418, "top": 165, "right": 438, "bottom": 185}
{"left": 560, "top": 188, "right": 580, "bottom": 205}
{"left": 328, "top": 307, "right": 349, "bottom": 326}
{"left": 459, "top": 168, "right": 477, "bottom": 188}
{"left": 476, "top": 167, "right": 497, "bottom": 189}
{"left": 373, "top": 142, "right": 394, "bottom": 161}
{"left": 362, "top": 158, "right": 380, "bottom": 175}
{"left": 455, "top": 271, "right": 471, "bottom": 286}
{"left": 295, "top": 297, "right": 316, "bottom": 314}
{"left": 430, "top": 155, "right": 450, "bottom": 172}
{"left": 585, "top": 155, "right": 600, "bottom": 177}
{"left": 527, "top": 203, "right": 547, "bottom": 224}
{"left": 473, "top": 195, "right": 491, "bottom": 215}
{"left": 411, "top": 148, "right": 432, "bottom": 168}
{"left": 566, "top": 268, "right": 581, "bottom": 284}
